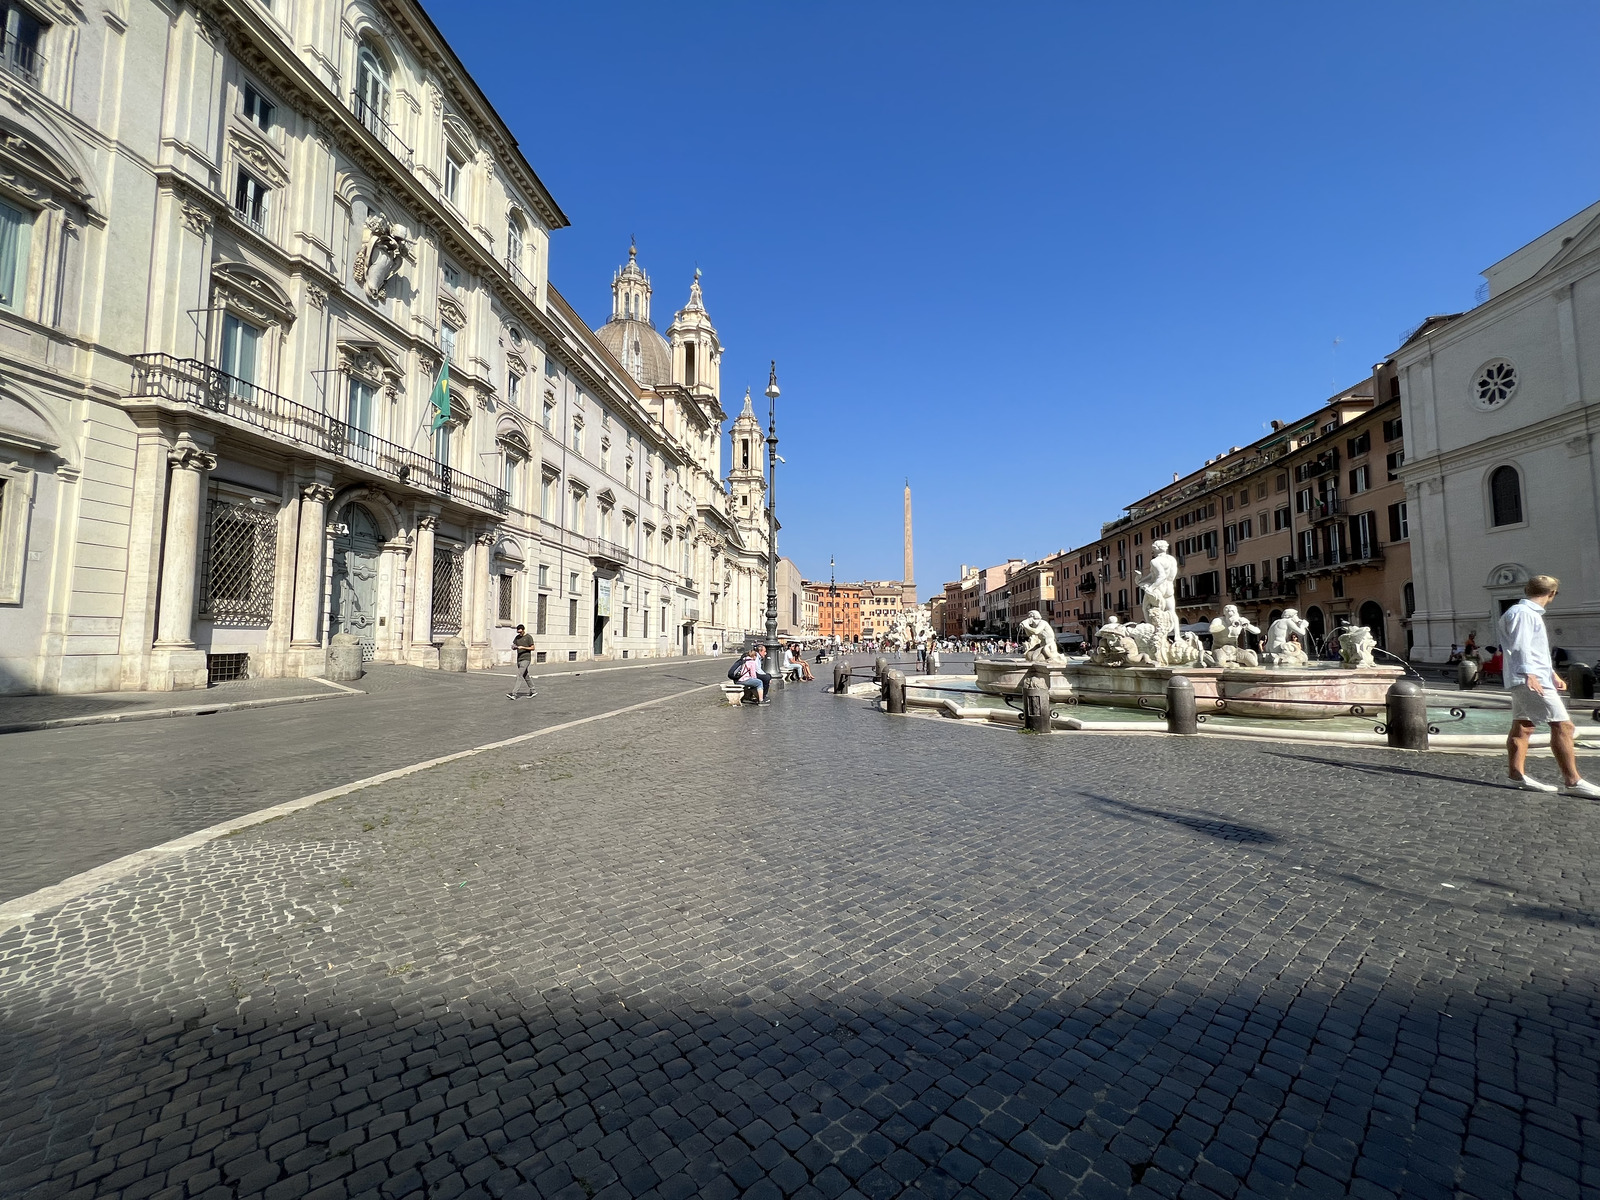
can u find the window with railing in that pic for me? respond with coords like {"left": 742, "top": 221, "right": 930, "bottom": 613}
{"left": 233, "top": 168, "right": 269, "bottom": 234}
{"left": 0, "top": 3, "right": 45, "bottom": 87}
{"left": 242, "top": 82, "right": 274, "bottom": 132}
{"left": 0, "top": 198, "right": 30, "bottom": 312}
{"left": 219, "top": 314, "right": 262, "bottom": 401}
{"left": 200, "top": 497, "right": 278, "bottom": 625}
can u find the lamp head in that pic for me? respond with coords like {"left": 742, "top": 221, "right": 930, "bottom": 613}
{"left": 764, "top": 360, "right": 780, "bottom": 401}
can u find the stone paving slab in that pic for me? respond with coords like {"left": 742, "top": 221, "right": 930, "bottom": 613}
{"left": 3, "top": 669, "right": 1599, "bottom": 1199}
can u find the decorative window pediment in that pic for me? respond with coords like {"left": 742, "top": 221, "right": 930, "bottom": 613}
{"left": 213, "top": 262, "right": 294, "bottom": 327}
{"left": 337, "top": 338, "right": 403, "bottom": 398}
{"left": 596, "top": 488, "right": 616, "bottom": 506}
{"left": 437, "top": 293, "right": 466, "bottom": 328}
{"left": 497, "top": 426, "right": 530, "bottom": 459}
{"left": 228, "top": 130, "right": 287, "bottom": 189}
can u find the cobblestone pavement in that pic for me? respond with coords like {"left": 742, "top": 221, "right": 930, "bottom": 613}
{"left": 0, "top": 659, "right": 730, "bottom": 903}
{"left": 3, "top": 666, "right": 1600, "bottom": 1200}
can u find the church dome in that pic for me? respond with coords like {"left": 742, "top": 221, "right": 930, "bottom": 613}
{"left": 597, "top": 318, "right": 672, "bottom": 387}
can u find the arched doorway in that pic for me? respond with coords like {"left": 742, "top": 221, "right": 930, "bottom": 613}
{"left": 331, "top": 503, "right": 382, "bottom": 659}
{"left": 1358, "top": 600, "right": 1386, "bottom": 650}
{"left": 1305, "top": 605, "right": 1326, "bottom": 652}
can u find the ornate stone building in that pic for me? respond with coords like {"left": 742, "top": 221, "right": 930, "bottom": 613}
{"left": 0, "top": 0, "right": 766, "bottom": 693}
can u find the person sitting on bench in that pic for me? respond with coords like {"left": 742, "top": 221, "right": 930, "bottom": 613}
{"left": 737, "top": 648, "right": 770, "bottom": 704}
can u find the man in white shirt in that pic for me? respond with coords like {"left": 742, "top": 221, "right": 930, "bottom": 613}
{"left": 1500, "top": 574, "right": 1599, "bottom": 796}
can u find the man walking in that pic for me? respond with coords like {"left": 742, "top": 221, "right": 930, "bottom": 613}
{"left": 507, "top": 624, "right": 538, "bottom": 700}
{"left": 1501, "top": 575, "right": 1597, "bottom": 796}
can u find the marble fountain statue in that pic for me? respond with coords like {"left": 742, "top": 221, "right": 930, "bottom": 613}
{"left": 970, "top": 540, "right": 1403, "bottom": 720}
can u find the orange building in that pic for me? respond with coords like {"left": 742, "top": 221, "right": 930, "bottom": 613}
{"left": 804, "top": 581, "right": 864, "bottom": 641}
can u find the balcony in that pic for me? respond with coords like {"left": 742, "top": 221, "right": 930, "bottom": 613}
{"left": 0, "top": 35, "right": 44, "bottom": 87}
{"left": 1286, "top": 544, "right": 1385, "bottom": 577}
{"left": 1227, "top": 582, "right": 1298, "bottom": 602}
{"left": 505, "top": 257, "right": 536, "bottom": 298}
{"left": 681, "top": 576, "right": 696, "bottom": 591}
{"left": 591, "top": 539, "right": 629, "bottom": 568}
{"left": 1310, "top": 496, "right": 1343, "bottom": 520}
{"left": 348, "top": 91, "right": 413, "bottom": 167}
{"left": 684, "top": 601, "right": 701, "bottom": 622}
{"left": 130, "top": 355, "right": 508, "bottom": 514}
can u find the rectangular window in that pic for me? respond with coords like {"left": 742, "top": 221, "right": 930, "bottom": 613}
{"left": 502, "top": 454, "right": 518, "bottom": 499}
{"left": 1240, "top": 518, "right": 1252, "bottom": 540}
{"left": 1296, "top": 487, "right": 1312, "bottom": 514}
{"left": 442, "top": 263, "right": 461, "bottom": 293}
{"left": 346, "top": 377, "right": 374, "bottom": 450}
{"left": 568, "top": 598, "right": 578, "bottom": 636}
{"left": 571, "top": 420, "right": 583, "bottom": 454}
{"left": 1349, "top": 465, "right": 1370, "bottom": 494}
{"left": 433, "top": 422, "right": 450, "bottom": 467}
{"left": 1274, "top": 506, "right": 1290, "bottom": 531}
{"left": 569, "top": 489, "right": 584, "bottom": 533}
{"left": 440, "top": 323, "right": 457, "bottom": 364}
{"left": 1298, "top": 530, "right": 1315, "bottom": 562}
{"left": 684, "top": 343, "right": 697, "bottom": 386}
{"left": 1276, "top": 473, "right": 1288, "bottom": 493}
{"left": 1386, "top": 449, "right": 1404, "bottom": 481}
{"left": 1382, "top": 416, "right": 1403, "bottom": 442}
{"left": 1388, "top": 501, "right": 1409, "bottom": 543}
{"left": 498, "top": 573, "right": 513, "bottom": 621}
{"left": 0, "top": 198, "right": 28, "bottom": 310}
{"left": 540, "top": 472, "right": 556, "bottom": 520}
{"left": 1350, "top": 512, "right": 1377, "bottom": 559}
{"left": 233, "top": 168, "right": 268, "bottom": 233}
{"left": 536, "top": 592, "right": 548, "bottom": 635}
{"left": 537, "top": 564, "right": 549, "bottom": 588}
{"left": 242, "top": 83, "right": 274, "bottom": 131}
{"left": 1, "top": 3, "right": 46, "bottom": 86}
{"left": 220, "top": 313, "right": 261, "bottom": 397}
{"left": 1346, "top": 431, "right": 1371, "bottom": 458}
{"left": 506, "top": 370, "right": 520, "bottom": 410}
{"left": 542, "top": 399, "right": 555, "bottom": 429}
{"left": 643, "top": 606, "right": 650, "bottom": 638}
{"left": 444, "top": 152, "right": 462, "bottom": 205}
{"left": 569, "top": 571, "right": 580, "bottom": 594}
{"left": 621, "top": 607, "right": 629, "bottom": 638}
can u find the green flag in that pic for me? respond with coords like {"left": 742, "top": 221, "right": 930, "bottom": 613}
{"left": 429, "top": 359, "right": 450, "bottom": 431}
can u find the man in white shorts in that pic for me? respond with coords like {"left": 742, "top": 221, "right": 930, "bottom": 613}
{"left": 1501, "top": 574, "right": 1599, "bottom": 796}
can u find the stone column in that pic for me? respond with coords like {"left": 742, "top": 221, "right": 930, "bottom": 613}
{"left": 149, "top": 435, "right": 215, "bottom": 690}
{"left": 410, "top": 514, "right": 438, "bottom": 666}
{"left": 468, "top": 530, "right": 496, "bottom": 668}
{"left": 291, "top": 482, "right": 336, "bottom": 647}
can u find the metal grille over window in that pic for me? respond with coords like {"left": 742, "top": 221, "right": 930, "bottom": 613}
{"left": 200, "top": 499, "right": 278, "bottom": 624}
{"left": 432, "top": 547, "right": 464, "bottom": 636}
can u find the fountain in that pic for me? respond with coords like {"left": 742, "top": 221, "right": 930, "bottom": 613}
{"left": 970, "top": 540, "right": 1404, "bottom": 721}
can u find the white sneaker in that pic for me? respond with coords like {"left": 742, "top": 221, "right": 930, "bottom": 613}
{"left": 1561, "top": 778, "right": 1600, "bottom": 798}
{"left": 1511, "top": 774, "right": 1558, "bottom": 793}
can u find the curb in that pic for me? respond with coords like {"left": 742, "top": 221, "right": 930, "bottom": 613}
{"left": 0, "top": 687, "right": 356, "bottom": 735}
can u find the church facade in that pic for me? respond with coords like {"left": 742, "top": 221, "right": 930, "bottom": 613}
{"left": 0, "top": 0, "right": 768, "bottom": 693}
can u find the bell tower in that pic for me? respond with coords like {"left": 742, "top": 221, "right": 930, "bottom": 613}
{"left": 728, "top": 387, "right": 765, "bottom": 535}
{"left": 668, "top": 269, "right": 721, "bottom": 400}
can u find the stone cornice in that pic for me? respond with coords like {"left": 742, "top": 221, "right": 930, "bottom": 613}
{"left": 1399, "top": 404, "right": 1594, "bottom": 482}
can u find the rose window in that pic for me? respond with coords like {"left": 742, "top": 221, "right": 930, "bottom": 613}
{"left": 1473, "top": 359, "right": 1517, "bottom": 410}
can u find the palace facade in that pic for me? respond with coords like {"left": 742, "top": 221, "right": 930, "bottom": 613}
{"left": 0, "top": 0, "right": 770, "bottom": 693}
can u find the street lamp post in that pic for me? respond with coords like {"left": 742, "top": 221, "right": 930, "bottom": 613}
{"left": 764, "top": 362, "right": 780, "bottom": 673}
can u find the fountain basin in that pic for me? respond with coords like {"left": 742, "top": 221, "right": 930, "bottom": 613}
{"left": 974, "top": 657, "right": 1403, "bottom": 720}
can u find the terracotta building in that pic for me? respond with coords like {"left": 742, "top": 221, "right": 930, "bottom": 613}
{"left": 804, "top": 580, "right": 863, "bottom": 641}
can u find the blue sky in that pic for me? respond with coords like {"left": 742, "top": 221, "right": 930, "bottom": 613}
{"left": 430, "top": 1, "right": 1600, "bottom": 597}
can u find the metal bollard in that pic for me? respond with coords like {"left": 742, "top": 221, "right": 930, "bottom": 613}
{"left": 1457, "top": 657, "right": 1480, "bottom": 691}
{"left": 833, "top": 661, "right": 851, "bottom": 694}
{"left": 885, "top": 669, "right": 906, "bottom": 714}
{"left": 1165, "top": 673, "right": 1197, "bottom": 735}
{"left": 874, "top": 655, "right": 889, "bottom": 685}
{"left": 1385, "top": 678, "right": 1429, "bottom": 750}
{"left": 1565, "top": 662, "right": 1596, "bottom": 700}
{"left": 1020, "top": 671, "right": 1051, "bottom": 732}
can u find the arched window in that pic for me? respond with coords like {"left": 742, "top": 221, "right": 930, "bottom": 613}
{"left": 1489, "top": 466, "right": 1523, "bottom": 526}
{"left": 1306, "top": 605, "right": 1325, "bottom": 646}
{"left": 507, "top": 218, "right": 524, "bottom": 271}
{"left": 356, "top": 44, "right": 390, "bottom": 129}
{"left": 1358, "top": 600, "right": 1386, "bottom": 651}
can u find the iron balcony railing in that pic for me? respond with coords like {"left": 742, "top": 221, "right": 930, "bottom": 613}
{"left": 233, "top": 203, "right": 268, "bottom": 237}
{"left": 1311, "top": 496, "right": 1343, "bottom": 519}
{"left": 1, "top": 35, "right": 43, "bottom": 86}
{"left": 593, "top": 539, "right": 629, "bottom": 565}
{"left": 131, "top": 354, "right": 508, "bottom": 514}
{"left": 1227, "top": 582, "right": 1298, "bottom": 602}
{"left": 1287, "top": 543, "right": 1384, "bottom": 576}
{"left": 504, "top": 256, "right": 536, "bottom": 297}
{"left": 684, "top": 601, "right": 701, "bottom": 621}
{"left": 348, "top": 91, "right": 413, "bottom": 166}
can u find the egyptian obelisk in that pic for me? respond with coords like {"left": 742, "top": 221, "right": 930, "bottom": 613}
{"left": 902, "top": 481, "right": 916, "bottom": 606}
